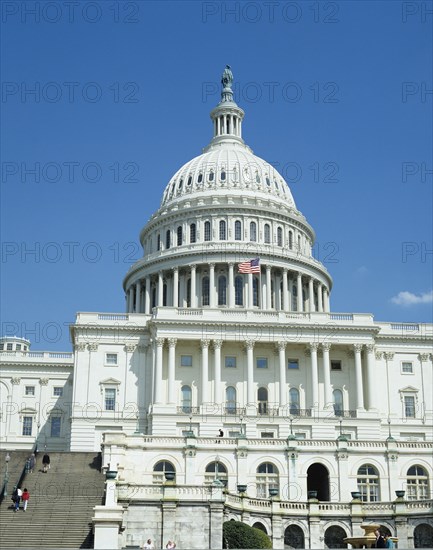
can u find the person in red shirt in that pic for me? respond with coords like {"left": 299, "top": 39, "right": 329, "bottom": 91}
{"left": 21, "top": 488, "right": 30, "bottom": 511}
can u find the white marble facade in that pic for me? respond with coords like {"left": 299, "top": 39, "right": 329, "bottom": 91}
{"left": 1, "top": 69, "right": 432, "bottom": 549}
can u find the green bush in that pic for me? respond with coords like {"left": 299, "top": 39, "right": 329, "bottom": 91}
{"left": 223, "top": 520, "right": 272, "bottom": 549}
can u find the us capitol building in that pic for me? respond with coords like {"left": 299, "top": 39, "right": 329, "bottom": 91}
{"left": 1, "top": 67, "right": 432, "bottom": 549}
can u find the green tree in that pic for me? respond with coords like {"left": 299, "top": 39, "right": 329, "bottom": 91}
{"left": 223, "top": 520, "right": 272, "bottom": 549}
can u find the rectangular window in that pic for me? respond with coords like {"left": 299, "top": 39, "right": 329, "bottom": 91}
{"left": 261, "top": 431, "right": 274, "bottom": 438}
{"left": 181, "top": 355, "right": 193, "bottom": 367}
{"left": 53, "top": 387, "right": 63, "bottom": 397}
{"left": 105, "top": 388, "right": 116, "bottom": 411}
{"left": 25, "top": 386, "right": 35, "bottom": 396}
{"left": 404, "top": 396, "right": 416, "bottom": 418}
{"left": 7, "top": 343, "right": 13, "bottom": 350}
{"left": 22, "top": 416, "right": 33, "bottom": 436}
{"left": 256, "top": 357, "right": 268, "bottom": 369}
{"left": 288, "top": 359, "right": 299, "bottom": 370}
{"left": 331, "top": 360, "right": 342, "bottom": 371}
{"left": 295, "top": 432, "right": 306, "bottom": 440}
{"left": 0, "top": 344, "right": 3, "bottom": 350}
{"left": 16, "top": 344, "right": 21, "bottom": 350}
{"left": 402, "top": 362, "right": 413, "bottom": 373}
{"left": 105, "top": 353, "right": 118, "bottom": 366}
{"left": 225, "top": 356, "right": 236, "bottom": 368}
{"left": 50, "top": 417, "right": 61, "bottom": 437}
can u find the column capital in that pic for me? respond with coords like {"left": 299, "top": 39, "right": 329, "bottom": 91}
{"left": 353, "top": 344, "right": 363, "bottom": 353}
{"left": 213, "top": 340, "right": 223, "bottom": 350}
{"left": 125, "top": 344, "right": 137, "bottom": 353}
{"left": 209, "top": 263, "right": 215, "bottom": 269}
{"left": 366, "top": 344, "right": 375, "bottom": 353}
{"left": 322, "top": 343, "right": 332, "bottom": 352}
{"left": 283, "top": 267, "right": 288, "bottom": 274}
{"left": 244, "top": 339, "right": 255, "bottom": 351}
{"left": 88, "top": 342, "right": 99, "bottom": 352}
{"left": 172, "top": 266, "right": 178, "bottom": 273}
{"left": 190, "top": 264, "right": 197, "bottom": 270}
{"left": 39, "top": 377, "right": 49, "bottom": 386}
{"left": 200, "top": 339, "right": 210, "bottom": 349}
{"left": 156, "top": 338, "right": 165, "bottom": 347}
{"left": 419, "top": 353, "right": 429, "bottom": 362}
{"left": 383, "top": 352, "right": 394, "bottom": 361}
{"left": 74, "top": 342, "right": 87, "bottom": 352}
{"left": 275, "top": 341, "right": 286, "bottom": 352}
{"left": 168, "top": 338, "right": 177, "bottom": 348}
{"left": 228, "top": 262, "right": 234, "bottom": 268}
{"left": 11, "top": 377, "right": 21, "bottom": 385}
{"left": 375, "top": 351, "right": 383, "bottom": 360}
{"left": 266, "top": 264, "right": 271, "bottom": 272}
{"left": 308, "top": 342, "right": 319, "bottom": 352}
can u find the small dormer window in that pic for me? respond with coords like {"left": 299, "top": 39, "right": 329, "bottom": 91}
{"left": 256, "top": 173, "right": 261, "bottom": 183}
{"left": 198, "top": 173, "right": 203, "bottom": 184}
{"left": 209, "top": 171, "right": 214, "bottom": 182}
{"left": 266, "top": 177, "right": 270, "bottom": 186}
{"left": 187, "top": 176, "right": 192, "bottom": 186}
{"left": 221, "top": 170, "right": 226, "bottom": 181}
{"left": 178, "top": 179, "right": 183, "bottom": 191}
{"left": 274, "top": 180, "right": 279, "bottom": 190}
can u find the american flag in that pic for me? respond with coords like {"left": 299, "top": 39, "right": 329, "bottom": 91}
{"left": 238, "top": 258, "right": 261, "bottom": 274}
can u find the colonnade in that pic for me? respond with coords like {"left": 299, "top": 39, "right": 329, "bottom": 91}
{"left": 126, "top": 263, "right": 330, "bottom": 314}
{"left": 150, "top": 339, "right": 376, "bottom": 412}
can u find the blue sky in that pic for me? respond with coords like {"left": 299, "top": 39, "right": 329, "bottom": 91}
{"left": 1, "top": 0, "right": 432, "bottom": 350}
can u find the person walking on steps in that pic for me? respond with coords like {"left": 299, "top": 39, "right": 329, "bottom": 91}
{"left": 21, "top": 488, "right": 30, "bottom": 511}
{"left": 42, "top": 453, "right": 50, "bottom": 473}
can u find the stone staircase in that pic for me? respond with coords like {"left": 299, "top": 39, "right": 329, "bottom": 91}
{"left": 0, "top": 452, "right": 105, "bottom": 549}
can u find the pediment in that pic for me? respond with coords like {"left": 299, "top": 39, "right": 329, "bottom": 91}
{"left": 399, "top": 385, "right": 419, "bottom": 393}
{"left": 99, "top": 378, "right": 121, "bottom": 386}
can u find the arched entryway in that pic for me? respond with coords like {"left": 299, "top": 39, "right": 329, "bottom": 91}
{"left": 307, "top": 463, "right": 330, "bottom": 501}
{"left": 253, "top": 522, "right": 268, "bottom": 535}
{"left": 324, "top": 525, "right": 347, "bottom": 548}
{"left": 414, "top": 524, "right": 433, "bottom": 548}
{"left": 284, "top": 524, "right": 305, "bottom": 549}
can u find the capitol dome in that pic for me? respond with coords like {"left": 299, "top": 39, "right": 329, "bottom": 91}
{"left": 124, "top": 66, "right": 332, "bottom": 314}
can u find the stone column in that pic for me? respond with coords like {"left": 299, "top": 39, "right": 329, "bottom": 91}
{"left": 266, "top": 265, "right": 272, "bottom": 310}
{"left": 365, "top": 344, "right": 377, "bottom": 410}
{"left": 324, "top": 288, "right": 330, "bottom": 312}
{"left": 246, "top": 340, "right": 255, "bottom": 404}
{"left": 209, "top": 263, "right": 215, "bottom": 307}
{"left": 158, "top": 271, "right": 163, "bottom": 306}
{"left": 296, "top": 272, "right": 303, "bottom": 312}
{"left": 172, "top": 267, "right": 179, "bottom": 307}
{"left": 154, "top": 338, "right": 164, "bottom": 403}
{"left": 288, "top": 276, "right": 293, "bottom": 311}
{"left": 354, "top": 344, "right": 365, "bottom": 409}
{"left": 247, "top": 272, "right": 253, "bottom": 308}
{"left": 213, "top": 340, "right": 222, "bottom": 406}
{"left": 201, "top": 340, "right": 210, "bottom": 404}
{"left": 317, "top": 283, "right": 323, "bottom": 312}
{"left": 190, "top": 264, "right": 197, "bottom": 308}
{"left": 322, "top": 343, "right": 332, "bottom": 409}
{"left": 282, "top": 268, "right": 288, "bottom": 312}
{"left": 144, "top": 276, "right": 151, "bottom": 314}
{"left": 134, "top": 280, "right": 141, "bottom": 313}
{"left": 308, "top": 278, "right": 315, "bottom": 313}
{"left": 277, "top": 342, "right": 287, "bottom": 407}
{"left": 228, "top": 263, "right": 234, "bottom": 308}
{"left": 309, "top": 343, "right": 319, "bottom": 408}
{"left": 128, "top": 287, "right": 134, "bottom": 313}
{"left": 167, "top": 338, "right": 177, "bottom": 404}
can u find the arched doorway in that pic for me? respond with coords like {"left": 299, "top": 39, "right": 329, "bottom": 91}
{"left": 307, "top": 463, "right": 330, "bottom": 501}
{"left": 414, "top": 524, "right": 433, "bottom": 548}
{"left": 324, "top": 526, "right": 347, "bottom": 548}
{"left": 253, "top": 522, "right": 268, "bottom": 534}
{"left": 284, "top": 525, "right": 305, "bottom": 549}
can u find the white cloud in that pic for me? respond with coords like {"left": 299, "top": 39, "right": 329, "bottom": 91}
{"left": 391, "top": 290, "right": 433, "bottom": 306}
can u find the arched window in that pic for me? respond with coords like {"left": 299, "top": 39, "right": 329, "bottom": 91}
{"left": 163, "top": 283, "right": 167, "bottom": 306}
{"left": 157, "top": 234, "right": 161, "bottom": 251}
{"left": 324, "top": 526, "right": 347, "bottom": 549}
{"left": 197, "top": 173, "right": 203, "bottom": 184}
{"left": 219, "top": 220, "right": 227, "bottom": 240}
{"left": 357, "top": 464, "right": 380, "bottom": 502}
{"left": 190, "top": 223, "right": 196, "bottom": 243}
{"left": 205, "top": 461, "right": 228, "bottom": 486}
{"left": 235, "top": 276, "right": 243, "bottom": 306}
{"left": 178, "top": 178, "right": 183, "bottom": 192}
{"left": 258, "top": 387, "right": 268, "bottom": 415}
{"left": 226, "top": 386, "right": 237, "bottom": 414}
{"left": 165, "top": 230, "right": 171, "bottom": 249}
{"left": 177, "top": 226, "right": 183, "bottom": 246}
{"left": 235, "top": 220, "right": 242, "bottom": 240}
{"left": 204, "top": 221, "right": 211, "bottom": 241}
{"left": 289, "top": 388, "right": 300, "bottom": 415}
{"left": 218, "top": 276, "right": 227, "bottom": 306}
{"left": 284, "top": 525, "right": 304, "bottom": 549}
{"left": 407, "top": 465, "right": 429, "bottom": 500}
{"left": 202, "top": 276, "right": 210, "bottom": 306}
{"left": 297, "top": 235, "right": 301, "bottom": 251}
{"left": 256, "top": 462, "right": 279, "bottom": 498}
{"left": 250, "top": 221, "right": 257, "bottom": 242}
{"left": 253, "top": 277, "right": 260, "bottom": 307}
{"left": 187, "top": 175, "right": 192, "bottom": 186}
{"left": 289, "top": 231, "right": 293, "bottom": 250}
{"left": 414, "top": 524, "right": 433, "bottom": 548}
{"left": 153, "top": 460, "right": 175, "bottom": 484}
{"left": 181, "top": 385, "right": 192, "bottom": 413}
{"left": 152, "top": 287, "right": 156, "bottom": 308}
{"left": 221, "top": 170, "right": 226, "bottom": 181}
{"left": 264, "top": 224, "right": 271, "bottom": 244}
{"left": 277, "top": 227, "right": 283, "bottom": 246}
{"left": 333, "top": 389, "right": 344, "bottom": 416}
{"left": 209, "top": 170, "right": 214, "bottom": 182}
